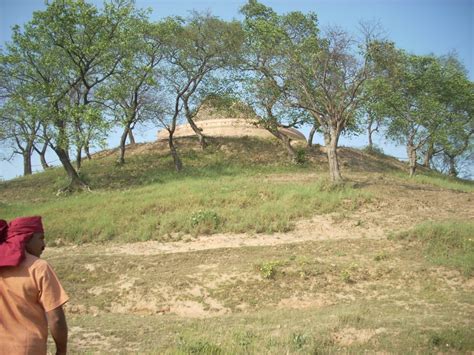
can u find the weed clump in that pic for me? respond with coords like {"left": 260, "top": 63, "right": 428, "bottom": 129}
{"left": 295, "top": 148, "right": 307, "bottom": 165}
{"left": 190, "top": 210, "right": 220, "bottom": 234}
{"left": 258, "top": 261, "right": 284, "bottom": 280}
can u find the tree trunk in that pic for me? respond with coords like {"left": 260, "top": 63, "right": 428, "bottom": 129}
{"left": 270, "top": 130, "right": 297, "bottom": 162}
{"left": 326, "top": 129, "right": 343, "bottom": 183}
{"left": 367, "top": 128, "right": 374, "bottom": 151}
{"left": 186, "top": 116, "right": 207, "bottom": 149}
{"left": 75, "top": 146, "right": 82, "bottom": 171}
{"left": 448, "top": 156, "right": 457, "bottom": 177}
{"left": 282, "top": 135, "right": 297, "bottom": 162}
{"left": 307, "top": 123, "right": 317, "bottom": 147}
{"left": 168, "top": 133, "right": 182, "bottom": 172}
{"left": 128, "top": 129, "right": 136, "bottom": 145}
{"left": 407, "top": 143, "right": 417, "bottom": 177}
{"left": 35, "top": 141, "right": 50, "bottom": 170}
{"left": 84, "top": 143, "right": 92, "bottom": 160}
{"left": 53, "top": 146, "right": 89, "bottom": 191}
{"left": 367, "top": 117, "right": 374, "bottom": 150}
{"left": 422, "top": 142, "right": 434, "bottom": 168}
{"left": 118, "top": 126, "right": 129, "bottom": 165}
{"left": 39, "top": 153, "right": 49, "bottom": 170}
{"left": 21, "top": 140, "right": 36, "bottom": 176}
{"left": 22, "top": 151, "right": 32, "bottom": 176}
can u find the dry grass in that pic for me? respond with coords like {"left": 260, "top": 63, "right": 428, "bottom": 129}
{"left": 45, "top": 232, "right": 474, "bottom": 353}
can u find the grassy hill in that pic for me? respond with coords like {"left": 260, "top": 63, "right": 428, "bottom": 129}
{"left": 1, "top": 137, "right": 473, "bottom": 353}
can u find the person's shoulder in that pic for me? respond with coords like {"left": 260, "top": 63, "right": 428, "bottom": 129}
{"left": 24, "top": 252, "right": 50, "bottom": 270}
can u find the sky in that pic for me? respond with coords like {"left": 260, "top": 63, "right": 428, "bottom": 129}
{"left": 0, "top": 0, "right": 473, "bottom": 180}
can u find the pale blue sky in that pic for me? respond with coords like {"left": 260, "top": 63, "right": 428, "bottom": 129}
{"left": 1, "top": 0, "right": 473, "bottom": 179}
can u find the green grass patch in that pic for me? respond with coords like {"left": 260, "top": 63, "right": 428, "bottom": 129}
{"left": 394, "top": 170, "right": 474, "bottom": 193}
{"left": 0, "top": 172, "right": 370, "bottom": 244}
{"left": 394, "top": 220, "right": 474, "bottom": 276}
{"left": 428, "top": 327, "right": 474, "bottom": 352}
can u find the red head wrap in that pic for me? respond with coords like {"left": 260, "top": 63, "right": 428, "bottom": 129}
{"left": 0, "top": 216, "right": 44, "bottom": 267}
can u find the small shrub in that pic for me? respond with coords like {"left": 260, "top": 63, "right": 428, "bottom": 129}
{"left": 190, "top": 210, "right": 220, "bottom": 234}
{"left": 259, "top": 261, "right": 282, "bottom": 280}
{"left": 340, "top": 269, "right": 352, "bottom": 283}
{"left": 295, "top": 148, "right": 307, "bottom": 165}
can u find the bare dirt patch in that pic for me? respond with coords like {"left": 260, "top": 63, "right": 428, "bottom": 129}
{"left": 332, "top": 327, "right": 378, "bottom": 346}
{"left": 277, "top": 295, "right": 333, "bottom": 309}
{"left": 101, "top": 212, "right": 386, "bottom": 257}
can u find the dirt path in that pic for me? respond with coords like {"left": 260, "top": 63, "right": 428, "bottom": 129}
{"left": 102, "top": 214, "right": 385, "bottom": 256}
{"left": 45, "top": 212, "right": 387, "bottom": 258}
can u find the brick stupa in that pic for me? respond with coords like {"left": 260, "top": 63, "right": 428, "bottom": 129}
{"left": 157, "top": 97, "right": 305, "bottom": 142}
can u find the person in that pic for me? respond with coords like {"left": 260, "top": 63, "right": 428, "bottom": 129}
{"left": 0, "top": 216, "right": 69, "bottom": 355}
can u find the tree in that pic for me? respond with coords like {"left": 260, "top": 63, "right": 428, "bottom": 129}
{"left": 1, "top": 0, "right": 137, "bottom": 190}
{"left": 0, "top": 58, "right": 42, "bottom": 176}
{"left": 361, "top": 80, "right": 386, "bottom": 151}
{"left": 0, "top": 100, "right": 41, "bottom": 176}
{"left": 239, "top": 1, "right": 313, "bottom": 162}
{"left": 164, "top": 13, "right": 243, "bottom": 149}
{"left": 431, "top": 55, "right": 474, "bottom": 176}
{"left": 100, "top": 18, "right": 167, "bottom": 165}
{"left": 33, "top": 125, "right": 51, "bottom": 170}
{"left": 285, "top": 22, "right": 377, "bottom": 182}
{"left": 144, "top": 86, "right": 184, "bottom": 171}
{"left": 373, "top": 51, "right": 454, "bottom": 176}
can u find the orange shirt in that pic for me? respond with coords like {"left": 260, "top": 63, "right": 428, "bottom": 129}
{"left": 0, "top": 253, "right": 68, "bottom": 355}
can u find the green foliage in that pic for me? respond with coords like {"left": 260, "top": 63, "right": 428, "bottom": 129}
{"left": 239, "top": 1, "right": 316, "bottom": 164}
{"left": 258, "top": 261, "right": 283, "bottom": 279}
{"left": 370, "top": 49, "right": 473, "bottom": 177}
{"left": 201, "top": 93, "right": 256, "bottom": 118}
{"left": 190, "top": 210, "right": 220, "bottom": 234}
{"left": 395, "top": 220, "right": 474, "bottom": 276}
{"left": 295, "top": 147, "right": 307, "bottom": 164}
{"left": 1, "top": 0, "right": 142, "bottom": 185}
